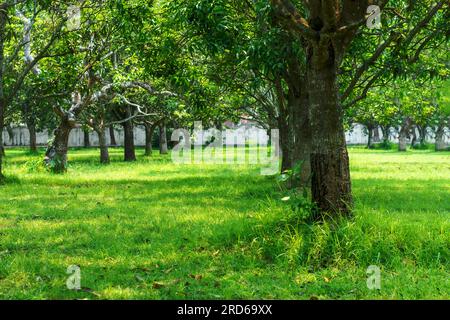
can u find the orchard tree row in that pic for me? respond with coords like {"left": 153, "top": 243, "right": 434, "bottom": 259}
{"left": 0, "top": 0, "right": 449, "bottom": 219}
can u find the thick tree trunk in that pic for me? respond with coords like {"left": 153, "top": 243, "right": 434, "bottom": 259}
{"left": 144, "top": 123, "right": 156, "bottom": 156}
{"left": 45, "top": 121, "right": 72, "bottom": 173}
{"left": 96, "top": 128, "right": 110, "bottom": 164}
{"left": 83, "top": 129, "right": 90, "bottom": 148}
{"left": 123, "top": 120, "right": 136, "bottom": 162}
{"left": 27, "top": 122, "right": 37, "bottom": 152}
{"left": 307, "top": 52, "right": 352, "bottom": 217}
{"left": 159, "top": 123, "right": 168, "bottom": 155}
{"left": 435, "top": 126, "right": 446, "bottom": 151}
{"left": 109, "top": 126, "right": 117, "bottom": 146}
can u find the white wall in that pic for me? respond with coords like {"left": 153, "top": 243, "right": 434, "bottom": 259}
{"left": 2, "top": 124, "right": 449, "bottom": 147}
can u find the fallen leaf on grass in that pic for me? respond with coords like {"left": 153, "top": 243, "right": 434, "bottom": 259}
{"left": 189, "top": 274, "right": 203, "bottom": 280}
{"left": 152, "top": 282, "right": 165, "bottom": 289}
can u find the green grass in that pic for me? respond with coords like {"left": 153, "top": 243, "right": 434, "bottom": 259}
{"left": 0, "top": 147, "right": 449, "bottom": 299}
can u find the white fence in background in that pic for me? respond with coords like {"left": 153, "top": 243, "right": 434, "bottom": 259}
{"left": 1, "top": 124, "right": 449, "bottom": 147}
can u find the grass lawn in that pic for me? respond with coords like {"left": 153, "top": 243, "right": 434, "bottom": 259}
{"left": 0, "top": 147, "right": 448, "bottom": 299}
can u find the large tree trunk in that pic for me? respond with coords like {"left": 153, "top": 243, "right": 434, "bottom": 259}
{"left": 123, "top": 120, "right": 136, "bottom": 162}
{"left": 109, "top": 126, "right": 117, "bottom": 146}
{"left": 96, "top": 128, "right": 110, "bottom": 164}
{"left": 28, "top": 122, "right": 37, "bottom": 152}
{"left": 83, "top": 129, "right": 90, "bottom": 148}
{"left": 307, "top": 48, "right": 352, "bottom": 217}
{"left": 144, "top": 123, "right": 156, "bottom": 156}
{"left": 159, "top": 122, "right": 168, "bottom": 155}
{"left": 435, "top": 126, "right": 447, "bottom": 151}
{"left": 45, "top": 120, "right": 73, "bottom": 173}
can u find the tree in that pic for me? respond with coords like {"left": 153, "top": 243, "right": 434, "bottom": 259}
{"left": 0, "top": 0, "right": 71, "bottom": 178}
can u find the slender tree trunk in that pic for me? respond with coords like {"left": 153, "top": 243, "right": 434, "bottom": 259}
{"left": 418, "top": 125, "right": 427, "bottom": 146}
{"left": 307, "top": 52, "right": 352, "bottom": 216}
{"left": 367, "top": 124, "right": 374, "bottom": 149}
{"left": 6, "top": 125, "right": 14, "bottom": 146}
{"left": 123, "top": 120, "right": 136, "bottom": 161}
{"left": 373, "top": 126, "right": 380, "bottom": 143}
{"left": 398, "top": 118, "right": 412, "bottom": 152}
{"left": 293, "top": 89, "right": 312, "bottom": 186}
{"left": 144, "top": 123, "right": 156, "bottom": 156}
{"left": 83, "top": 129, "right": 90, "bottom": 148}
{"left": 0, "top": 102, "right": 4, "bottom": 179}
{"left": 435, "top": 126, "right": 446, "bottom": 151}
{"left": 159, "top": 122, "right": 168, "bottom": 155}
{"left": 0, "top": 9, "right": 6, "bottom": 179}
{"left": 96, "top": 128, "right": 110, "bottom": 164}
{"left": 27, "top": 121, "right": 37, "bottom": 152}
{"left": 45, "top": 121, "right": 72, "bottom": 173}
{"left": 109, "top": 126, "right": 117, "bottom": 146}
{"left": 279, "top": 114, "right": 291, "bottom": 172}
{"left": 381, "top": 126, "right": 390, "bottom": 145}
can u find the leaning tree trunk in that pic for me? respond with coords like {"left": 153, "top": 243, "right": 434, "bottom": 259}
{"left": 435, "top": 125, "right": 446, "bottom": 151}
{"left": 96, "top": 128, "right": 110, "bottom": 164}
{"left": 159, "top": 123, "right": 168, "bottom": 155}
{"left": 144, "top": 123, "right": 156, "bottom": 156}
{"left": 83, "top": 129, "right": 90, "bottom": 148}
{"left": 45, "top": 119, "right": 73, "bottom": 173}
{"left": 109, "top": 126, "right": 117, "bottom": 146}
{"left": 123, "top": 120, "right": 136, "bottom": 162}
{"left": 307, "top": 49, "right": 352, "bottom": 217}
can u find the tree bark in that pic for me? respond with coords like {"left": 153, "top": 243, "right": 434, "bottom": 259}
{"left": 381, "top": 126, "right": 390, "bottom": 145}
{"left": 0, "top": 102, "right": 4, "bottom": 179}
{"left": 367, "top": 124, "right": 374, "bottom": 149}
{"left": 109, "top": 126, "right": 117, "bottom": 146}
{"left": 398, "top": 117, "right": 412, "bottom": 152}
{"left": 159, "top": 122, "right": 168, "bottom": 155}
{"left": 435, "top": 126, "right": 446, "bottom": 151}
{"left": 6, "top": 125, "right": 14, "bottom": 146}
{"left": 123, "top": 120, "right": 136, "bottom": 161}
{"left": 96, "top": 128, "right": 110, "bottom": 164}
{"left": 83, "top": 129, "right": 91, "bottom": 148}
{"left": 307, "top": 45, "right": 352, "bottom": 217}
{"left": 45, "top": 120, "right": 73, "bottom": 173}
{"left": 373, "top": 126, "right": 380, "bottom": 143}
{"left": 144, "top": 123, "right": 156, "bottom": 156}
{"left": 28, "top": 122, "right": 37, "bottom": 152}
{"left": 418, "top": 125, "right": 427, "bottom": 146}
